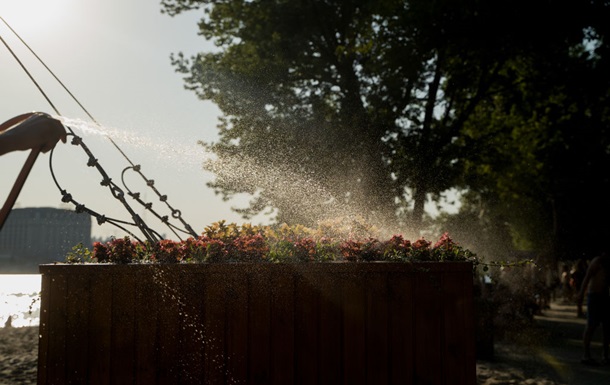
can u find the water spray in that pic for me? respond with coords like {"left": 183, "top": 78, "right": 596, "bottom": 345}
{"left": 0, "top": 16, "right": 198, "bottom": 243}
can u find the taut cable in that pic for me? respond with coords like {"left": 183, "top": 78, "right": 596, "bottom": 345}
{"left": 0, "top": 32, "right": 60, "bottom": 116}
{"left": 0, "top": 16, "right": 132, "bottom": 165}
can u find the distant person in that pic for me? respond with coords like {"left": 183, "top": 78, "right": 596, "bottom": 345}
{"left": 561, "top": 264, "right": 572, "bottom": 303}
{"left": 571, "top": 256, "right": 588, "bottom": 317}
{"left": 0, "top": 112, "right": 66, "bottom": 156}
{"left": 576, "top": 251, "right": 610, "bottom": 365}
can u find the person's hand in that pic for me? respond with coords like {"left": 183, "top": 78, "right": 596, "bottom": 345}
{"left": 0, "top": 112, "right": 67, "bottom": 155}
{"left": 13, "top": 113, "right": 67, "bottom": 153}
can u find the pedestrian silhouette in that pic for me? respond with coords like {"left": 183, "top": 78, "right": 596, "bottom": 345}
{"left": 576, "top": 251, "right": 610, "bottom": 365}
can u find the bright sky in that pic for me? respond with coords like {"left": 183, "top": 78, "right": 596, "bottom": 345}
{"left": 0, "top": 0, "right": 267, "bottom": 240}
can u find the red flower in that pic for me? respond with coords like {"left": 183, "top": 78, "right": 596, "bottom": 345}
{"left": 153, "top": 239, "right": 181, "bottom": 263}
{"left": 231, "top": 234, "right": 268, "bottom": 262}
{"left": 293, "top": 237, "right": 317, "bottom": 262}
{"left": 204, "top": 238, "right": 227, "bottom": 262}
{"left": 382, "top": 235, "right": 411, "bottom": 259}
{"left": 340, "top": 239, "right": 362, "bottom": 262}
{"left": 106, "top": 237, "right": 137, "bottom": 264}
{"left": 92, "top": 242, "right": 109, "bottom": 263}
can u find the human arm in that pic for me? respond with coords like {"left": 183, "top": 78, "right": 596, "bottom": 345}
{"left": 0, "top": 112, "right": 67, "bottom": 156}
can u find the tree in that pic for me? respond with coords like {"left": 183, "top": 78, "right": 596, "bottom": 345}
{"left": 456, "top": 6, "right": 610, "bottom": 259}
{"left": 161, "top": 0, "right": 513, "bottom": 232}
{"left": 163, "top": 0, "right": 610, "bottom": 261}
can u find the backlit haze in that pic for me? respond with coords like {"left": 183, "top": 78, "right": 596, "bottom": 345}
{"left": 0, "top": 1, "right": 456, "bottom": 242}
{"left": 0, "top": 0, "right": 268, "bottom": 240}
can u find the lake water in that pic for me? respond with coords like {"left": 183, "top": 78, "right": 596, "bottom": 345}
{"left": 0, "top": 274, "right": 41, "bottom": 328}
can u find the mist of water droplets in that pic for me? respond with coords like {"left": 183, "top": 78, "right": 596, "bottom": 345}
{"left": 55, "top": 116, "right": 215, "bottom": 170}
{"left": 54, "top": 115, "right": 410, "bottom": 239}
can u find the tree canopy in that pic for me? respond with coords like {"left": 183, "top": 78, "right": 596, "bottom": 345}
{"left": 162, "top": 0, "right": 610, "bottom": 260}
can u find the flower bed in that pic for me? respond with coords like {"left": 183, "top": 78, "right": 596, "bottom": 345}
{"left": 72, "top": 221, "right": 477, "bottom": 265}
{"left": 38, "top": 222, "right": 477, "bottom": 385}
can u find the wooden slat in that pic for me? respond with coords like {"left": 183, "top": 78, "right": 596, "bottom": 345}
{"left": 365, "top": 272, "right": 389, "bottom": 385}
{"left": 111, "top": 270, "right": 136, "bottom": 384}
{"left": 316, "top": 271, "right": 342, "bottom": 384}
{"left": 87, "top": 271, "right": 112, "bottom": 385}
{"left": 155, "top": 269, "right": 182, "bottom": 384}
{"left": 135, "top": 268, "right": 159, "bottom": 385}
{"left": 269, "top": 271, "right": 295, "bottom": 385}
{"left": 460, "top": 271, "right": 477, "bottom": 385}
{"left": 342, "top": 272, "right": 366, "bottom": 385}
{"left": 248, "top": 270, "right": 271, "bottom": 385}
{"left": 65, "top": 273, "right": 90, "bottom": 384}
{"left": 414, "top": 271, "right": 443, "bottom": 385}
{"left": 177, "top": 271, "right": 207, "bottom": 385}
{"left": 294, "top": 274, "right": 319, "bottom": 385}
{"left": 46, "top": 273, "right": 67, "bottom": 385}
{"left": 388, "top": 272, "right": 414, "bottom": 384}
{"left": 225, "top": 271, "right": 249, "bottom": 384}
{"left": 203, "top": 272, "right": 227, "bottom": 385}
{"left": 37, "top": 271, "right": 51, "bottom": 385}
{"left": 442, "top": 271, "right": 463, "bottom": 384}
{"left": 441, "top": 270, "right": 476, "bottom": 385}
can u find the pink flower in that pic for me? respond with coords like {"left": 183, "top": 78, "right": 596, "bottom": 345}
{"left": 433, "top": 232, "right": 454, "bottom": 250}
{"left": 412, "top": 238, "right": 431, "bottom": 250}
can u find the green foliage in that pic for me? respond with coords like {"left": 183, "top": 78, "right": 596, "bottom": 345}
{"left": 457, "top": 35, "right": 610, "bottom": 258}
{"left": 162, "top": 1, "right": 610, "bottom": 261}
{"left": 161, "top": 0, "right": 529, "bottom": 229}
{"left": 64, "top": 243, "right": 93, "bottom": 264}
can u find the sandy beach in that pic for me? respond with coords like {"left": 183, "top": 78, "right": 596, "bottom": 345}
{"left": 0, "top": 301, "right": 608, "bottom": 384}
{"left": 0, "top": 326, "right": 38, "bottom": 385}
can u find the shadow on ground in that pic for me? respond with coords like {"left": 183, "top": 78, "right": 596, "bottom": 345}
{"left": 477, "top": 301, "right": 609, "bottom": 385}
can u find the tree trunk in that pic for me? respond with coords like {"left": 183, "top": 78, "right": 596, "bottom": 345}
{"left": 412, "top": 52, "right": 444, "bottom": 226}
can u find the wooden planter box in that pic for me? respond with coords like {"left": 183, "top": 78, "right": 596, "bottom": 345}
{"left": 38, "top": 262, "right": 476, "bottom": 385}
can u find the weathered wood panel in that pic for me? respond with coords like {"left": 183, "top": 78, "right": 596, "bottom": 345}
{"left": 38, "top": 263, "right": 475, "bottom": 385}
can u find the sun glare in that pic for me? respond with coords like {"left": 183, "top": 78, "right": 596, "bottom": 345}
{"left": 0, "top": 274, "right": 41, "bottom": 328}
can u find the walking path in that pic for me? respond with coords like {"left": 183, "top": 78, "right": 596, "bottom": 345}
{"left": 477, "top": 301, "right": 610, "bottom": 385}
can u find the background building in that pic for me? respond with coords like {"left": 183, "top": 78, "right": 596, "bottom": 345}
{"left": 0, "top": 207, "right": 91, "bottom": 273}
